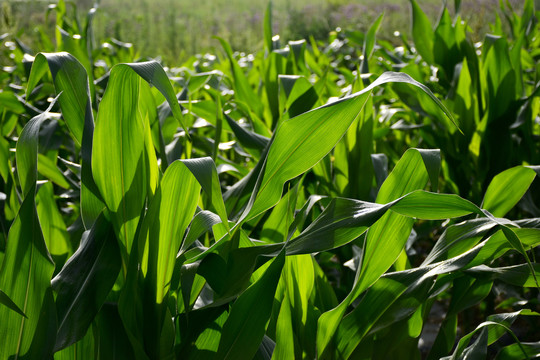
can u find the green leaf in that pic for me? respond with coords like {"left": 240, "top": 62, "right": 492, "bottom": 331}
{"left": 283, "top": 254, "right": 316, "bottom": 357}
{"left": 215, "top": 250, "right": 285, "bottom": 360}
{"left": 243, "top": 72, "right": 457, "bottom": 223}
{"left": 1, "top": 109, "right": 57, "bottom": 350}
{"left": 466, "top": 263, "right": 540, "bottom": 287}
{"left": 449, "top": 310, "right": 538, "bottom": 360}
{"left": 482, "top": 166, "right": 538, "bottom": 217}
{"left": 92, "top": 63, "right": 159, "bottom": 266}
{"left": 181, "top": 157, "right": 229, "bottom": 231}
{"left": 390, "top": 190, "right": 482, "bottom": 219}
{"left": 16, "top": 99, "right": 58, "bottom": 197}
{"left": 0, "top": 90, "right": 26, "bottom": 114}
{"left": 470, "top": 228, "right": 540, "bottom": 268}
{"left": 126, "top": 61, "right": 189, "bottom": 137}
{"left": 180, "top": 210, "right": 222, "bottom": 254}
{"left": 428, "top": 275, "right": 494, "bottom": 359}
{"left": 117, "top": 241, "right": 150, "bottom": 360}
{"left": 495, "top": 342, "right": 540, "bottom": 360}
{"left": 36, "top": 181, "right": 71, "bottom": 257}
{"left": 260, "top": 183, "right": 299, "bottom": 244}
{"left": 279, "top": 75, "right": 320, "bottom": 120}
{"left": 23, "top": 287, "right": 57, "bottom": 360}
{"left": 422, "top": 218, "right": 497, "bottom": 265}
{"left": 263, "top": 1, "right": 273, "bottom": 53}
{"left": 361, "top": 13, "right": 384, "bottom": 73}
{"left": 286, "top": 198, "right": 389, "bottom": 255}
{"left": 54, "top": 325, "right": 95, "bottom": 359}
{"left": 27, "top": 53, "right": 87, "bottom": 144}
{"left": 217, "top": 37, "right": 265, "bottom": 121}
{"left": 316, "top": 148, "right": 437, "bottom": 358}
{"left": 36, "top": 153, "right": 70, "bottom": 189}
{"left": 272, "top": 295, "right": 295, "bottom": 359}
{"left": 138, "top": 160, "right": 201, "bottom": 358}
{"left": 0, "top": 288, "right": 26, "bottom": 318}
{"left": 264, "top": 52, "right": 285, "bottom": 126}
{"left": 333, "top": 80, "right": 374, "bottom": 200}
{"left": 336, "top": 267, "right": 431, "bottom": 358}
{"left": 500, "top": 226, "right": 539, "bottom": 287}
{"left": 0, "top": 110, "right": 56, "bottom": 357}
{"left": 95, "top": 303, "right": 138, "bottom": 359}
{"left": 410, "top": 0, "right": 434, "bottom": 64}
{"left": 285, "top": 189, "right": 483, "bottom": 258}
{"left": 141, "top": 160, "right": 201, "bottom": 303}
{"left": 0, "top": 136, "right": 11, "bottom": 183}
{"left": 336, "top": 243, "right": 486, "bottom": 359}
{"left": 224, "top": 113, "right": 270, "bottom": 158}
{"left": 27, "top": 52, "right": 104, "bottom": 229}
{"left": 186, "top": 308, "right": 229, "bottom": 359}
{"left": 51, "top": 212, "right": 121, "bottom": 351}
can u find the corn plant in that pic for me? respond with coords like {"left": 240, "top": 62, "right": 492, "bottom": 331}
{"left": 0, "top": 0, "right": 539, "bottom": 359}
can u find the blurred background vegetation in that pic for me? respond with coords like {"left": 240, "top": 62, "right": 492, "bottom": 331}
{"left": 0, "top": 0, "right": 527, "bottom": 64}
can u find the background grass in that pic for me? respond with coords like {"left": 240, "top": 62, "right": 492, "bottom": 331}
{"left": 1, "top": 0, "right": 525, "bottom": 64}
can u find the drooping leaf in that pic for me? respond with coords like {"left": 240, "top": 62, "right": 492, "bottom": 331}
{"left": 27, "top": 52, "right": 104, "bottom": 228}
{"left": 449, "top": 310, "right": 538, "bottom": 360}
{"left": 465, "top": 263, "right": 540, "bottom": 288}
{"left": 181, "top": 157, "right": 230, "bottom": 231}
{"left": 243, "top": 72, "right": 457, "bottom": 223}
{"left": 495, "top": 341, "right": 540, "bottom": 360}
{"left": 126, "top": 61, "right": 189, "bottom": 136}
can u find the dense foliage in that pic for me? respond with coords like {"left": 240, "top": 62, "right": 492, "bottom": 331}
{"left": 0, "top": 0, "right": 539, "bottom": 359}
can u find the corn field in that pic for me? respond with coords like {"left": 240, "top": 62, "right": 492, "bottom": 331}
{"left": 0, "top": 0, "right": 539, "bottom": 359}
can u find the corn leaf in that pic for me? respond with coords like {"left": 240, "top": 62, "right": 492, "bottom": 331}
{"left": 141, "top": 160, "right": 201, "bottom": 304}
{"left": 137, "top": 160, "right": 201, "bottom": 357}
{"left": 126, "top": 61, "right": 189, "bottom": 137}
{"left": 482, "top": 166, "right": 538, "bottom": 217}
{"left": 92, "top": 63, "right": 158, "bottom": 265}
{"left": 410, "top": 0, "right": 434, "bottom": 64}
{"left": 0, "top": 110, "right": 56, "bottom": 359}
{"left": 180, "top": 157, "right": 229, "bottom": 231}
{"left": 215, "top": 250, "right": 285, "bottom": 360}
{"left": 36, "top": 182, "right": 71, "bottom": 257}
{"left": 0, "top": 288, "right": 26, "bottom": 318}
{"left": 244, "top": 72, "right": 457, "bottom": 223}
{"left": 51, "top": 212, "right": 121, "bottom": 351}
{"left": 27, "top": 52, "right": 104, "bottom": 229}
{"left": 317, "top": 148, "right": 437, "bottom": 358}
